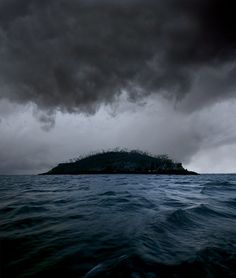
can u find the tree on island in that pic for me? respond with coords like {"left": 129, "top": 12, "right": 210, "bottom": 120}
{"left": 42, "top": 149, "right": 197, "bottom": 175}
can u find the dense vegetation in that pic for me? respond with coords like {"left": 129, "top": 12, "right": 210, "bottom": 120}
{"left": 43, "top": 150, "right": 197, "bottom": 175}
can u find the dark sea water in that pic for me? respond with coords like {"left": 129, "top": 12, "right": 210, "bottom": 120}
{"left": 0, "top": 175, "right": 236, "bottom": 278}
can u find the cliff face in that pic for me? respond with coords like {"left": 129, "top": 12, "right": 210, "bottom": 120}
{"left": 42, "top": 151, "right": 198, "bottom": 175}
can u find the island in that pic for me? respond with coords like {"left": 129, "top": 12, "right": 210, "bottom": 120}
{"left": 41, "top": 150, "right": 198, "bottom": 175}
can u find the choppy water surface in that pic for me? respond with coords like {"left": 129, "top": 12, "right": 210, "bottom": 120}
{"left": 0, "top": 174, "right": 236, "bottom": 277}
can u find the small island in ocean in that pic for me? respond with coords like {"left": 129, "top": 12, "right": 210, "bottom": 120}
{"left": 42, "top": 150, "right": 198, "bottom": 175}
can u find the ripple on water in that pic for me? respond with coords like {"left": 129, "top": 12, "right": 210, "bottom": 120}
{"left": 0, "top": 174, "right": 236, "bottom": 278}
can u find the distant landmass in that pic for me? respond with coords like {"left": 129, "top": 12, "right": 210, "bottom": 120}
{"left": 42, "top": 150, "right": 198, "bottom": 175}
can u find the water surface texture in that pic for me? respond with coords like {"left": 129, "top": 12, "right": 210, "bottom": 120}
{"left": 1, "top": 174, "right": 236, "bottom": 277}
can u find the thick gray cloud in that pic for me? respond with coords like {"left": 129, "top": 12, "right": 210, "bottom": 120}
{"left": 0, "top": 0, "right": 236, "bottom": 113}
{"left": 1, "top": 0, "right": 236, "bottom": 174}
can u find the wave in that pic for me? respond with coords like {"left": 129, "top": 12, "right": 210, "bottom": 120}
{"left": 83, "top": 248, "right": 236, "bottom": 278}
{"left": 201, "top": 180, "right": 236, "bottom": 194}
{"left": 1, "top": 174, "right": 236, "bottom": 278}
{"left": 166, "top": 208, "right": 198, "bottom": 228}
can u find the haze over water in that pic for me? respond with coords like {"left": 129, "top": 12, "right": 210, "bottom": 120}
{"left": 1, "top": 174, "right": 236, "bottom": 277}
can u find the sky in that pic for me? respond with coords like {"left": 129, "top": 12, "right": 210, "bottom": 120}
{"left": 0, "top": 0, "right": 236, "bottom": 174}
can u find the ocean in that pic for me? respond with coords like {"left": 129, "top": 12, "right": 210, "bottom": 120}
{"left": 0, "top": 174, "right": 236, "bottom": 277}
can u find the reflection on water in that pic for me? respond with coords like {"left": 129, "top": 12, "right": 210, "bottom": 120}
{"left": 0, "top": 174, "right": 236, "bottom": 277}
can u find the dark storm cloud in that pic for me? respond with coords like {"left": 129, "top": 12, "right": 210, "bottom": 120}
{"left": 0, "top": 0, "right": 236, "bottom": 113}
